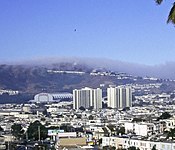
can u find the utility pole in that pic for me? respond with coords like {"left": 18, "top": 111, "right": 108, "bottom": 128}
{"left": 26, "top": 131, "right": 28, "bottom": 141}
{"left": 7, "top": 141, "right": 10, "bottom": 150}
{"left": 38, "top": 126, "right": 41, "bottom": 141}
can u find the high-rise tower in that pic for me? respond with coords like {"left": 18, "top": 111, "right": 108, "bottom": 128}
{"left": 73, "top": 87, "right": 102, "bottom": 110}
{"left": 107, "top": 85, "right": 132, "bottom": 109}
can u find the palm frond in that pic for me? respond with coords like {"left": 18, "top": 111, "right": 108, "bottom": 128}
{"left": 155, "top": 0, "right": 163, "bottom": 5}
{"left": 167, "top": 3, "right": 175, "bottom": 24}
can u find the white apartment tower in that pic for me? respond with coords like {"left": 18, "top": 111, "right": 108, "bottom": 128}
{"left": 73, "top": 87, "right": 102, "bottom": 110}
{"left": 107, "top": 85, "right": 132, "bottom": 109}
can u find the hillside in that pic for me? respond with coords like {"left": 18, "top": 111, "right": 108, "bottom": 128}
{"left": 0, "top": 62, "right": 174, "bottom": 104}
{"left": 0, "top": 63, "right": 135, "bottom": 94}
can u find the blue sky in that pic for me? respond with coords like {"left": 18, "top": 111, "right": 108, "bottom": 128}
{"left": 0, "top": 0, "right": 175, "bottom": 65}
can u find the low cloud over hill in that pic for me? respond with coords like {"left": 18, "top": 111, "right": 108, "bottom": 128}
{"left": 4, "top": 57, "right": 175, "bottom": 79}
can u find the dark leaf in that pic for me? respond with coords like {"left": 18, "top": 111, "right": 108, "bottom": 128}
{"left": 155, "top": 0, "right": 163, "bottom": 5}
{"left": 167, "top": 3, "right": 175, "bottom": 24}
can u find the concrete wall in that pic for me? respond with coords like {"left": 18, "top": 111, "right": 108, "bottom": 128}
{"left": 59, "top": 137, "right": 86, "bottom": 147}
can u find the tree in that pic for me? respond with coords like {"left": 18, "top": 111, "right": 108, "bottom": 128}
{"left": 11, "top": 124, "right": 24, "bottom": 140}
{"left": 158, "top": 112, "right": 172, "bottom": 120}
{"left": 117, "top": 127, "right": 125, "bottom": 135}
{"left": 103, "top": 146, "right": 110, "bottom": 150}
{"left": 103, "top": 146, "right": 116, "bottom": 150}
{"left": 27, "top": 120, "right": 48, "bottom": 141}
{"left": 79, "top": 106, "right": 85, "bottom": 111}
{"left": 151, "top": 145, "right": 157, "bottom": 150}
{"left": 60, "top": 124, "right": 75, "bottom": 132}
{"left": 88, "top": 115, "right": 94, "bottom": 120}
{"left": 167, "top": 128, "right": 175, "bottom": 140}
{"left": 0, "top": 126, "right": 3, "bottom": 132}
{"left": 128, "top": 147, "right": 140, "bottom": 150}
{"left": 155, "top": 0, "right": 175, "bottom": 24}
{"left": 42, "top": 109, "right": 48, "bottom": 116}
{"left": 132, "top": 118, "right": 145, "bottom": 122}
{"left": 88, "top": 106, "right": 94, "bottom": 111}
{"left": 122, "top": 107, "right": 130, "bottom": 111}
{"left": 111, "top": 147, "right": 116, "bottom": 150}
{"left": 98, "top": 138, "right": 102, "bottom": 145}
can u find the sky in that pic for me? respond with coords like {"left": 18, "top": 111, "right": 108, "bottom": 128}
{"left": 0, "top": 0, "right": 175, "bottom": 66}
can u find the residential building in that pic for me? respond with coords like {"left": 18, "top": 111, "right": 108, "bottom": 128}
{"left": 107, "top": 85, "right": 132, "bottom": 109}
{"left": 73, "top": 87, "right": 102, "bottom": 110}
{"left": 102, "top": 136, "right": 175, "bottom": 150}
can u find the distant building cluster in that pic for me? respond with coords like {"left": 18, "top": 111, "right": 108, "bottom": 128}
{"left": 28, "top": 85, "right": 133, "bottom": 112}
{"left": 1, "top": 81, "right": 175, "bottom": 150}
{"left": 2, "top": 65, "right": 175, "bottom": 149}
{"left": 0, "top": 89, "right": 19, "bottom": 95}
{"left": 47, "top": 70, "right": 85, "bottom": 75}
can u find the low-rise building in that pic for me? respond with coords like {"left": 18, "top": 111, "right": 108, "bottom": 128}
{"left": 102, "top": 136, "right": 175, "bottom": 150}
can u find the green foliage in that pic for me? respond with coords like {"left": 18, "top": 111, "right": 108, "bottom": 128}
{"left": 117, "top": 127, "right": 125, "bottom": 135}
{"left": 151, "top": 145, "right": 157, "bottom": 150}
{"left": 128, "top": 146, "right": 140, "bottom": 150}
{"left": 107, "top": 124, "right": 116, "bottom": 132}
{"left": 155, "top": 0, "right": 175, "bottom": 24}
{"left": 79, "top": 106, "right": 86, "bottom": 111}
{"left": 167, "top": 128, "right": 175, "bottom": 140}
{"left": 155, "top": 0, "right": 163, "bottom": 5}
{"left": 41, "top": 117, "right": 46, "bottom": 121}
{"left": 0, "top": 126, "right": 3, "bottom": 131}
{"left": 103, "top": 146, "right": 116, "bottom": 150}
{"left": 128, "top": 147, "right": 136, "bottom": 150}
{"left": 11, "top": 124, "right": 24, "bottom": 139}
{"left": 76, "top": 114, "right": 82, "bottom": 119}
{"left": 35, "top": 143, "right": 49, "bottom": 150}
{"left": 42, "top": 109, "right": 48, "bottom": 116}
{"left": 88, "top": 106, "right": 94, "bottom": 111}
{"left": 103, "top": 146, "right": 110, "bottom": 150}
{"left": 60, "top": 124, "right": 75, "bottom": 132}
{"left": 27, "top": 120, "right": 48, "bottom": 141}
{"left": 158, "top": 112, "right": 172, "bottom": 120}
{"left": 98, "top": 138, "right": 102, "bottom": 145}
{"left": 88, "top": 115, "right": 94, "bottom": 120}
{"left": 122, "top": 107, "right": 130, "bottom": 111}
{"left": 167, "top": 3, "right": 175, "bottom": 24}
{"left": 132, "top": 118, "right": 145, "bottom": 122}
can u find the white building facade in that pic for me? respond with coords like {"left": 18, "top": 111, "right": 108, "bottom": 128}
{"left": 73, "top": 87, "right": 102, "bottom": 110}
{"left": 107, "top": 86, "right": 132, "bottom": 109}
{"left": 102, "top": 136, "right": 175, "bottom": 150}
{"left": 30, "top": 92, "right": 73, "bottom": 103}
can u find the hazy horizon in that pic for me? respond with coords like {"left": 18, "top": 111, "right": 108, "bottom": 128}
{"left": 1, "top": 57, "right": 175, "bottom": 80}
